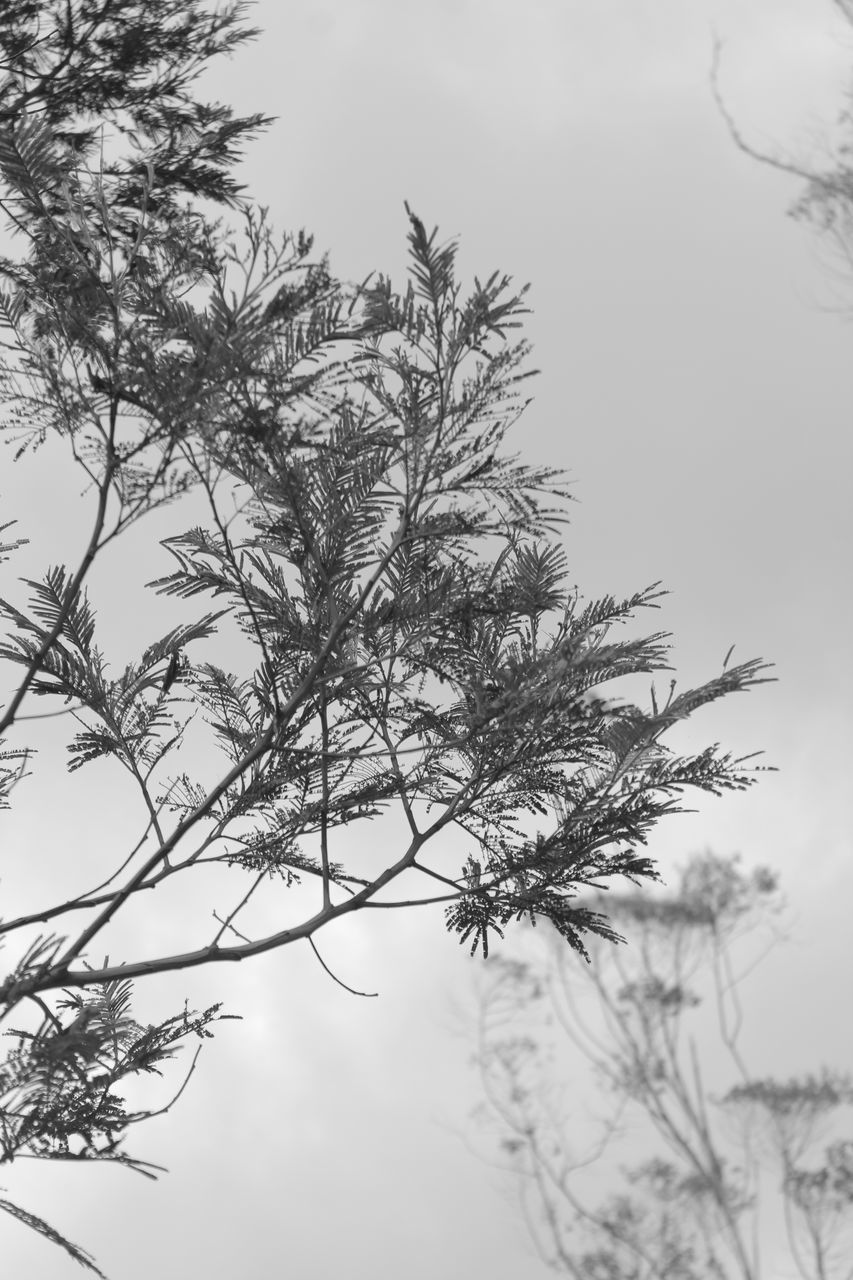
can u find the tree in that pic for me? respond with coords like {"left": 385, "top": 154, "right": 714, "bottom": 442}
{"left": 712, "top": 2, "right": 853, "bottom": 286}
{"left": 0, "top": 2, "right": 772, "bottom": 1273}
{"left": 472, "top": 852, "right": 853, "bottom": 1279}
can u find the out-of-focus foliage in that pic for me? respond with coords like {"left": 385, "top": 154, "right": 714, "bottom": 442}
{"left": 472, "top": 852, "right": 853, "bottom": 1279}
{"left": 714, "top": 1, "right": 853, "bottom": 291}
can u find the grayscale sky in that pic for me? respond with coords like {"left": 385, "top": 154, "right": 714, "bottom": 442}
{"left": 3, "top": 1, "right": 852, "bottom": 1277}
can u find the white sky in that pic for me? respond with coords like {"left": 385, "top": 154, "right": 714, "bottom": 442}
{"left": 3, "top": 0, "right": 853, "bottom": 1276}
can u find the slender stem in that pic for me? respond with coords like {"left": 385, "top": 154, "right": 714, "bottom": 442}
{"left": 0, "top": 450, "right": 116, "bottom": 736}
{"left": 36, "top": 827, "right": 428, "bottom": 991}
{"left": 318, "top": 692, "right": 331, "bottom": 910}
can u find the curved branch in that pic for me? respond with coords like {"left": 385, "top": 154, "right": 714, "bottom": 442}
{"left": 307, "top": 936, "right": 377, "bottom": 997}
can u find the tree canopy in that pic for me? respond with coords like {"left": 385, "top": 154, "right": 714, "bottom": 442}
{"left": 0, "top": 2, "right": 772, "bottom": 1273}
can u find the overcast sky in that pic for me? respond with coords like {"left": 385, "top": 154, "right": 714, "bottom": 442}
{"left": 3, "top": 1, "right": 853, "bottom": 1277}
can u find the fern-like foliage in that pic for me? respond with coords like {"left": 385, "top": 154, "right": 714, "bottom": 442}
{"left": 0, "top": 1195, "right": 107, "bottom": 1278}
{"left": 116, "top": 206, "right": 773, "bottom": 966}
{"left": 0, "top": 569, "right": 225, "bottom": 778}
{"left": 0, "top": 1, "right": 270, "bottom": 208}
{"left": 0, "top": 3, "right": 775, "bottom": 1273}
{"left": 1, "top": 972, "right": 228, "bottom": 1177}
{"left": 0, "top": 739, "right": 30, "bottom": 807}
{"left": 0, "top": 198, "right": 774, "bottom": 971}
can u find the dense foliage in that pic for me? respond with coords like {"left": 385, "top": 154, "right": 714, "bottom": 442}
{"left": 0, "top": 3, "right": 771, "bottom": 1272}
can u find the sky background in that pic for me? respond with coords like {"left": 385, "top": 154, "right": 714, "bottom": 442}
{"left": 2, "top": 0, "right": 853, "bottom": 1276}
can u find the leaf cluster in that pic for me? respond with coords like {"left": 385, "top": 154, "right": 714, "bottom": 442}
{"left": 1, "top": 968, "right": 227, "bottom": 1174}
{"left": 0, "top": 0, "right": 269, "bottom": 207}
{"left": 0, "top": 180, "right": 775, "bottom": 979}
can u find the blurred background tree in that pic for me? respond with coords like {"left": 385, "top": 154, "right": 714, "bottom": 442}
{"left": 714, "top": 0, "right": 853, "bottom": 297}
{"left": 471, "top": 851, "right": 853, "bottom": 1279}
